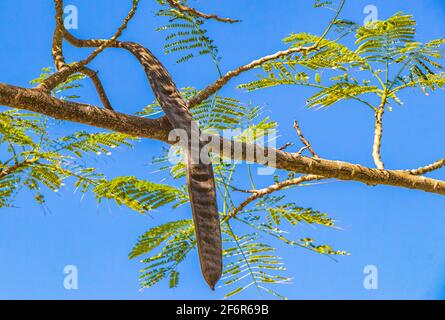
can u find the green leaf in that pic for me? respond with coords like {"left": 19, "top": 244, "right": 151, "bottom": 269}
{"left": 132, "top": 220, "right": 195, "bottom": 290}
{"left": 129, "top": 220, "right": 192, "bottom": 259}
{"left": 306, "top": 82, "right": 380, "bottom": 109}
{"left": 169, "top": 270, "right": 179, "bottom": 288}
{"left": 356, "top": 12, "right": 416, "bottom": 63}
{"left": 94, "top": 176, "right": 188, "bottom": 214}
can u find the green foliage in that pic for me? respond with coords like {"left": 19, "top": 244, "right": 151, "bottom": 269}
{"left": 390, "top": 38, "right": 445, "bottom": 94}
{"left": 133, "top": 96, "right": 344, "bottom": 298}
{"left": 0, "top": 69, "right": 141, "bottom": 208}
{"left": 13, "top": 4, "right": 442, "bottom": 300}
{"left": 284, "top": 33, "right": 366, "bottom": 70}
{"left": 2, "top": 2, "right": 440, "bottom": 300}
{"left": 130, "top": 23, "right": 341, "bottom": 295}
{"left": 220, "top": 195, "right": 347, "bottom": 299}
{"left": 155, "top": 1, "right": 219, "bottom": 64}
{"left": 0, "top": 108, "right": 139, "bottom": 208}
{"left": 141, "top": 88, "right": 277, "bottom": 182}
{"left": 94, "top": 176, "right": 188, "bottom": 214}
{"left": 266, "top": 203, "right": 335, "bottom": 227}
{"left": 222, "top": 233, "right": 291, "bottom": 299}
{"left": 313, "top": 0, "right": 334, "bottom": 9}
{"left": 0, "top": 174, "right": 19, "bottom": 208}
{"left": 139, "top": 87, "right": 249, "bottom": 131}
{"left": 239, "top": 13, "right": 445, "bottom": 110}
{"left": 213, "top": 10, "right": 445, "bottom": 297}
{"left": 234, "top": 193, "right": 347, "bottom": 255}
{"left": 306, "top": 82, "right": 380, "bottom": 109}
{"left": 238, "top": 33, "right": 372, "bottom": 110}
{"left": 56, "top": 132, "right": 135, "bottom": 157}
{"left": 355, "top": 13, "right": 417, "bottom": 63}
{"left": 129, "top": 219, "right": 195, "bottom": 289}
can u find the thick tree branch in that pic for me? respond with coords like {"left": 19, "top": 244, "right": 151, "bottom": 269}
{"left": 166, "top": 0, "right": 240, "bottom": 23}
{"left": 2, "top": 0, "right": 444, "bottom": 199}
{"left": 2, "top": 83, "right": 445, "bottom": 196}
{"left": 52, "top": 0, "right": 65, "bottom": 71}
{"left": 0, "top": 83, "right": 172, "bottom": 142}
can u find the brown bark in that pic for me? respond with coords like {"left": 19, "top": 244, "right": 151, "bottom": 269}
{"left": 0, "top": 159, "right": 37, "bottom": 178}
{"left": 166, "top": 0, "right": 240, "bottom": 23}
{"left": 1, "top": 83, "right": 445, "bottom": 196}
{"left": 409, "top": 158, "right": 445, "bottom": 175}
{"left": 227, "top": 175, "right": 325, "bottom": 220}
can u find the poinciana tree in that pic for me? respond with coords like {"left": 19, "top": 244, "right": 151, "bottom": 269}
{"left": 0, "top": 0, "right": 444, "bottom": 299}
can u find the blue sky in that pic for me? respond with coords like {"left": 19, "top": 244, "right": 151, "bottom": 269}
{"left": 0, "top": 0, "right": 445, "bottom": 299}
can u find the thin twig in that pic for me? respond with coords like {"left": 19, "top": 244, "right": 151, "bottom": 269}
{"left": 293, "top": 120, "right": 319, "bottom": 159}
{"left": 296, "top": 145, "right": 310, "bottom": 157}
{"left": 50, "top": 2, "right": 114, "bottom": 110}
{"left": 224, "top": 175, "right": 326, "bottom": 222}
{"left": 408, "top": 158, "right": 445, "bottom": 175}
{"left": 278, "top": 142, "right": 293, "bottom": 151}
{"left": 187, "top": 45, "right": 318, "bottom": 108}
{"left": 167, "top": 0, "right": 240, "bottom": 23}
{"left": 0, "top": 159, "right": 37, "bottom": 178}
{"left": 188, "top": 0, "right": 347, "bottom": 108}
{"left": 372, "top": 94, "right": 387, "bottom": 169}
{"left": 37, "top": 0, "right": 139, "bottom": 92}
{"left": 80, "top": 67, "right": 114, "bottom": 110}
{"left": 315, "top": 0, "right": 346, "bottom": 47}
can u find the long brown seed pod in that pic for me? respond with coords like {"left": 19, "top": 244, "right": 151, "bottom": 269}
{"left": 118, "top": 41, "right": 222, "bottom": 289}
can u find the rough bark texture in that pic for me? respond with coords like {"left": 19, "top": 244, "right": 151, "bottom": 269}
{"left": 166, "top": 0, "right": 240, "bottom": 23}
{"left": 1, "top": 82, "right": 445, "bottom": 197}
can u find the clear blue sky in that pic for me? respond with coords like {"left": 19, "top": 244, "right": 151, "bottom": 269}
{"left": 0, "top": 0, "right": 445, "bottom": 299}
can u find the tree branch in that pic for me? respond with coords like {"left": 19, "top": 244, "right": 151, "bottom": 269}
{"left": 62, "top": 28, "right": 319, "bottom": 111}
{"left": 2, "top": 83, "right": 445, "bottom": 196}
{"left": 187, "top": 45, "right": 319, "bottom": 108}
{"left": 293, "top": 119, "right": 319, "bottom": 158}
{"left": 166, "top": 0, "right": 240, "bottom": 24}
{"left": 225, "top": 175, "right": 325, "bottom": 221}
{"left": 50, "top": 2, "right": 113, "bottom": 110}
{"left": 408, "top": 158, "right": 445, "bottom": 175}
{"left": 52, "top": 0, "right": 65, "bottom": 71}
{"left": 372, "top": 95, "right": 387, "bottom": 169}
{"left": 37, "top": 0, "right": 139, "bottom": 92}
{"left": 0, "top": 159, "right": 37, "bottom": 179}
{"left": 80, "top": 67, "right": 114, "bottom": 110}
{"left": 186, "top": 0, "right": 349, "bottom": 108}
{"left": 2, "top": 0, "right": 445, "bottom": 198}
{"left": 0, "top": 83, "right": 172, "bottom": 142}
